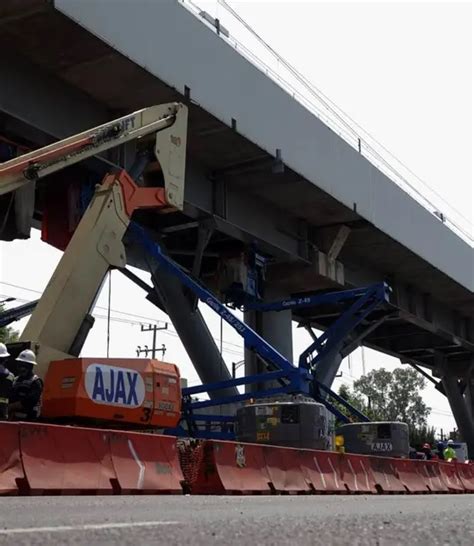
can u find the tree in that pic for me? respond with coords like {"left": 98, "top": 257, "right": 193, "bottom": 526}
{"left": 0, "top": 303, "right": 19, "bottom": 344}
{"left": 336, "top": 383, "right": 366, "bottom": 422}
{"left": 352, "top": 367, "right": 430, "bottom": 429}
{"left": 337, "top": 367, "right": 432, "bottom": 445}
{"left": 410, "top": 425, "right": 436, "bottom": 448}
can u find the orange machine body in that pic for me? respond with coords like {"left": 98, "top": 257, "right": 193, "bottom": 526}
{"left": 42, "top": 358, "right": 181, "bottom": 428}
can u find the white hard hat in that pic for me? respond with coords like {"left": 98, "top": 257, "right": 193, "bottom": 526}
{"left": 0, "top": 343, "right": 10, "bottom": 358}
{"left": 447, "top": 439, "right": 454, "bottom": 445}
{"left": 16, "top": 349, "right": 37, "bottom": 366}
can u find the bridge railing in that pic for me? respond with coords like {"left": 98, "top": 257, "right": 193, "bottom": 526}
{"left": 180, "top": 0, "right": 473, "bottom": 246}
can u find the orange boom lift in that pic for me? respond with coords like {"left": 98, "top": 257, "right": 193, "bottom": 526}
{"left": 0, "top": 103, "right": 188, "bottom": 428}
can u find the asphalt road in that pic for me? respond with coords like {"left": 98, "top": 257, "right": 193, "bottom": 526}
{"left": 0, "top": 495, "right": 472, "bottom": 546}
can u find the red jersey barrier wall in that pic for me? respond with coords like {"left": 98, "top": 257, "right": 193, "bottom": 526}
{"left": 19, "top": 423, "right": 117, "bottom": 494}
{"left": 368, "top": 456, "right": 406, "bottom": 493}
{"left": 184, "top": 441, "right": 474, "bottom": 496}
{"left": 108, "top": 430, "right": 183, "bottom": 494}
{"left": 189, "top": 440, "right": 272, "bottom": 494}
{"left": 389, "top": 458, "right": 430, "bottom": 493}
{"left": 339, "top": 454, "right": 377, "bottom": 494}
{"left": 263, "top": 445, "right": 312, "bottom": 494}
{"left": 0, "top": 422, "right": 184, "bottom": 495}
{"left": 455, "top": 462, "right": 474, "bottom": 492}
{"left": 188, "top": 442, "right": 381, "bottom": 495}
{"left": 417, "top": 460, "right": 449, "bottom": 493}
{"left": 438, "top": 461, "right": 464, "bottom": 493}
{"left": 0, "top": 423, "right": 24, "bottom": 495}
{"left": 1, "top": 423, "right": 473, "bottom": 496}
{"left": 299, "top": 450, "right": 347, "bottom": 493}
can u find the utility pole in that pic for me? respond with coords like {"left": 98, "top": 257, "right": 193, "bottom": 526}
{"left": 137, "top": 322, "right": 168, "bottom": 359}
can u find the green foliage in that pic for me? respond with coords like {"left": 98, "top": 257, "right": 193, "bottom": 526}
{"left": 337, "top": 367, "right": 431, "bottom": 431}
{"left": 0, "top": 304, "right": 19, "bottom": 344}
{"left": 336, "top": 383, "right": 366, "bottom": 425}
{"left": 409, "top": 425, "right": 436, "bottom": 449}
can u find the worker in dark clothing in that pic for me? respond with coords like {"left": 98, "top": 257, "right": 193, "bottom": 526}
{"left": 0, "top": 343, "right": 14, "bottom": 420}
{"left": 8, "top": 349, "right": 43, "bottom": 420}
{"left": 436, "top": 441, "right": 445, "bottom": 460}
{"left": 421, "top": 443, "right": 434, "bottom": 460}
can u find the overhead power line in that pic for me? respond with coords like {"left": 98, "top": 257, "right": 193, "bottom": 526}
{"left": 0, "top": 281, "right": 244, "bottom": 356}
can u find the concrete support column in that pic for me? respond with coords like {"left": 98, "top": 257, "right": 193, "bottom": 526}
{"left": 244, "top": 305, "right": 293, "bottom": 393}
{"left": 465, "top": 378, "right": 474, "bottom": 423}
{"left": 151, "top": 267, "right": 238, "bottom": 399}
{"left": 441, "top": 375, "right": 474, "bottom": 457}
{"left": 435, "top": 353, "right": 474, "bottom": 457}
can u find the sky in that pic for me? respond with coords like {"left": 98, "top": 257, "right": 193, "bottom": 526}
{"left": 0, "top": 0, "right": 472, "bottom": 434}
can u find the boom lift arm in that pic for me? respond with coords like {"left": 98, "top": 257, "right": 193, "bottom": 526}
{"left": 0, "top": 103, "right": 187, "bottom": 209}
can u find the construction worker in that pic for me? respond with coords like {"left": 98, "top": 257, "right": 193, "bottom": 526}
{"left": 443, "top": 439, "right": 457, "bottom": 462}
{"left": 421, "top": 443, "right": 434, "bottom": 460}
{"left": 0, "top": 343, "right": 14, "bottom": 420}
{"left": 436, "top": 441, "right": 445, "bottom": 460}
{"left": 8, "top": 349, "right": 43, "bottom": 420}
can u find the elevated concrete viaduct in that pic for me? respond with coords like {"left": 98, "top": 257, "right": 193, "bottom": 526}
{"left": 0, "top": 0, "right": 472, "bottom": 448}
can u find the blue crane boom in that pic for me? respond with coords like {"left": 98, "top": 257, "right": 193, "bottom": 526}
{"left": 131, "top": 223, "right": 302, "bottom": 377}
{"left": 130, "top": 223, "right": 392, "bottom": 436}
{"left": 0, "top": 300, "right": 39, "bottom": 329}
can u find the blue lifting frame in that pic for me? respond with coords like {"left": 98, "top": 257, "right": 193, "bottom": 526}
{"left": 242, "top": 283, "right": 390, "bottom": 373}
{"left": 131, "top": 224, "right": 390, "bottom": 437}
{"left": 0, "top": 300, "right": 39, "bottom": 329}
{"left": 296, "top": 284, "right": 390, "bottom": 372}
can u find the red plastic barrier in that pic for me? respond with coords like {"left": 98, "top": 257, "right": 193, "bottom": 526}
{"left": 418, "top": 461, "right": 449, "bottom": 493}
{"left": 339, "top": 454, "right": 377, "bottom": 494}
{"left": 263, "top": 445, "right": 311, "bottom": 494}
{"left": 0, "top": 423, "right": 24, "bottom": 495}
{"left": 368, "top": 456, "right": 406, "bottom": 493}
{"left": 299, "top": 450, "right": 347, "bottom": 493}
{"left": 20, "top": 423, "right": 116, "bottom": 494}
{"left": 437, "top": 461, "right": 464, "bottom": 493}
{"left": 108, "top": 431, "right": 183, "bottom": 494}
{"left": 191, "top": 440, "right": 272, "bottom": 494}
{"left": 390, "top": 458, "right": 430, "bottom": 493}
{"left": 455, "top": 462, "right": 474, "bottom": 492}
